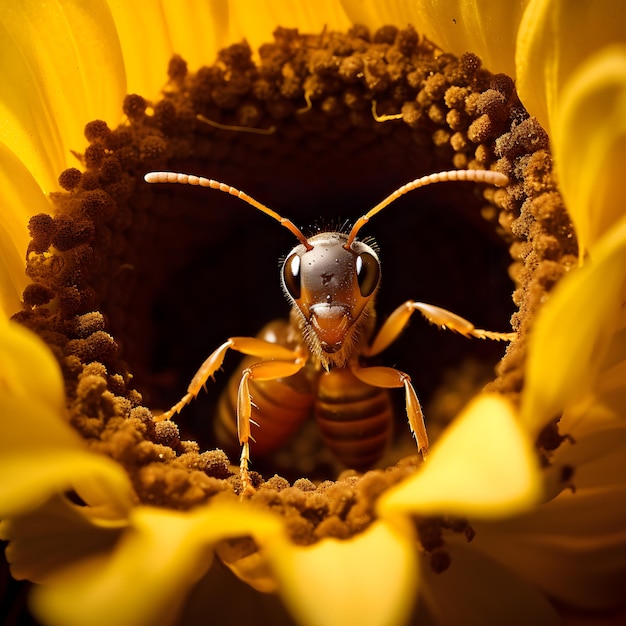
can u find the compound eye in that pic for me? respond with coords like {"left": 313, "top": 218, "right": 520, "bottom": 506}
{"left": 355, "top": 251, "right": 380, "bottom": 297}
{"left": 282, "top": 252, "right": 302, "bottom": 300}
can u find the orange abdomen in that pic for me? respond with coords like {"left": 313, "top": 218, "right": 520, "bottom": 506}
{"left": 215, "top": 358, "right": 315, "bottom": 456}
{"left": 315, "top": 368, "right": 393, "bottom": 470}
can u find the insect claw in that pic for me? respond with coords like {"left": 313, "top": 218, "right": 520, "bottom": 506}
{"left": 240, "top": 482, "right": 256, "bottom": 497}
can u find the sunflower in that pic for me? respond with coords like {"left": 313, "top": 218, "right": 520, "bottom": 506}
{"left": 1, "top": 2, "right": 625, "bottom": 626}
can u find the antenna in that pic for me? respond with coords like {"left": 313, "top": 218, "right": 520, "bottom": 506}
{"left": 345, "top": 169, "right": 509, "bottom": 248}
{"left": 144, "top": 171, "right": 312, "bottom": 250}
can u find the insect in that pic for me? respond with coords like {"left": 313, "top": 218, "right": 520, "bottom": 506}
{"left": 145, "top": 168, "right": 514, "bottom": 493}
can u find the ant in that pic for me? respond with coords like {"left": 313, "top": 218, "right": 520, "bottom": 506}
{"left": 145, "top": 168, "right": 514, "bottom": 493}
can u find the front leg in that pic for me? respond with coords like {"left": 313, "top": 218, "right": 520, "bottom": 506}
{"left": 363, "top": 300, "right": 516, "bottom": 358}
{"left": 158, "top": 337, "right": 306, "bottom": 494}
{"left": 159, "top": 336, "right": 302, "bottom": 420}
{"left": 351, "top": 364, "right": 428, "bottom": 456}
{"left": 354, "top": 300, "right": 515, "bottom": 456}
{"left": 236, "top": 358, "right": 306, "bottom": 493}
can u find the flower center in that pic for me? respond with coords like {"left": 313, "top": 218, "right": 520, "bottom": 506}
{"left": 14, "top": 25, "right": 576, "bottom": 547}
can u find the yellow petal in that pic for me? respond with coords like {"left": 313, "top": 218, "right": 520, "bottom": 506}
{"left": 474, "top": 399, "right": 626, "bottom": 611}
{"left": 0, "top": 395, "right": 135, "bottom": 518}
{"left": 472, "top": 483, "right": 626, "bottom": 611}
{"left": 1, "top": 316, "right": 65, "bottom": 413}
{"left": 516, "top": 0, "right": 626, "bottom": 134}
{"left": 0, "top": 0, "right": 126, "bottom": 192}
{"left": 378, "top": 394, "right": 542, "bottom": 519}
{"left": 0, "top": 317, "right": 135, "bottom": 516}
{"left": 559, "top": 423, "right": 626, "bottom": 492}
{"left": 217, "top": 538, "right": 279, "bottom": 593}
{"left": 0, "top": 146, "right": 53, "bottom": 317}
{"left": 230, "top": 0, "right": 352, "bottom": 56}
{"left": 341, "top": 0, "right": 528, "bottom": 77}
{"left": 521, "top": 219, "right": 626, "bottom": 435}
{"left": 31, "top": 502, "right": 283, "bottom": 626}
{"left": 542, "top": 407, "right": 626, "bottom": 500}
{"left": 421, "top": 538, "right": 560, "bottom": 626}
{"left": 586, "top": 355, "right": 626, "bottom": 426}
{"left": 552, "top": 46, "right": 626, "bottom": 257}
{"left": 109, "top": 1, "right": 352, "bottom": 100}
{"left": 1, "top": 493, "right": 125, "bottom": 583}
{"left": 107, "top": 1, "right": 185, "bottom": 99}
{"left": 265, "top": 519, "right": 418, "bottom": 626}
{"left": 0, "top": 144, "right": 50, "bottom": 315}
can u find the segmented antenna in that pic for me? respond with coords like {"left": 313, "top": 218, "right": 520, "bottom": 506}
{"left": 145, "top": 169, "right": 509, "bottom": 251}
{"left": 344, "top": 169, "right": 509, "bottom": 248}
{"left": 144, "top": 171, "right": 312, "bottom": 249}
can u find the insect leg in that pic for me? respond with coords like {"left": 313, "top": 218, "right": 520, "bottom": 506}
{"left": 236, "top": 358, "right": 307, "bottom": 494}
{"left": 159, "top": 337, "right": 303, "bottom": 420}
{"left": 363, "top": 300, "right": 516, "bottom": 357}
{"left": 350, "top": 364, "right": 428, "bottom": 456}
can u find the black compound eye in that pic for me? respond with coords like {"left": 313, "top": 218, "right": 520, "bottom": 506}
{"left": 282, "top": 252, "right": 302, "bottom": 300}
{"left": 355, "top": 251, "right": 380, "bottom": 297}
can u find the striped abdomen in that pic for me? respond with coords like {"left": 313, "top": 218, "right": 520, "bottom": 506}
{"left": 315, "top": 368, "right": 393, "bottom": 470}
{"left": 215, "top": 358, "right": 314, "bottom": 455}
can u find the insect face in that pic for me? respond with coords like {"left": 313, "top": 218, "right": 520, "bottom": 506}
{"left": 281, "top": 233, "right": 380, "bottom": 366}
